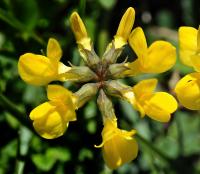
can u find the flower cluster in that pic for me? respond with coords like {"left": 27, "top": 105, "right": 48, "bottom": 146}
{"left": 175, "top": 26, "right": 200, "bottom": 110}
{"left": 18, "top": 7, "right": 178, "bottom": 169}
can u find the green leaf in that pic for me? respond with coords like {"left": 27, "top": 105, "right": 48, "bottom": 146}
{"left": 98, "top": 0, "right": 116, "bottom": 10}
{"left": 176, "top": 111, "right": 200, "bottom": 156}
{"left": 11, "top": 0, "right": 39, "bottom": 31}
{"left": 19, "top": 126, "right": 32, "bottom": 156}
{"left": 32, "top": 147, "right": 71, "bottom": 171}
{"left": 16, "top": 126, "right": 32, "bottom": 174}
{"left": 98, "top": 30, "right": 109, "bottom": 57}
{"left": 0, "top": 140, "right": 18, "bottom": 173}
{"left": 181, "top": 0, "right": 195, "bottom": 26}
{"left": 32, "top": 154, "right": 55, "bottom": 171}
{"left": 0, "top": 8, "right": 24, "bottom": 30}
{"left": 1, "top": 140, "right": 17, "bottom": 158}
{"left": 72, "top": 48, "right": 81, "bottom": 66}
{"left": 78, "top": 148, "right": 93, "bottom": 161}
{"left": 135, "top": 120, "right": 151, "bottom": 140}
{"left": 117, "top": 163, "right": 138, "bottom": 174}
{"left": 156, "top": 10, "right": 174, "bottom": 28}
{"left": 47, "top": 147, "right": 71, "bottom": 162}
{"left": 30, "top": 136, "right": 43, "bottom": 152}
{"left": 87, "top": 120, "right": 97, "bottom": 134}
{"left": 119, "top": 100, "right": 139, "bottom": 124}
{"left": 84, "top": 100, "right": 97, "bottom": 119}
{"left": 0, "top": 32, "right": 6, "bottom": 48}
{"left": 79, "top": 0, "right": 86, "bottom": 16}
{"left": 85, "top": 18, "right": 96, "bottom": 41}
{"left": 23, "top": 85, "right": 46, "bottom": 105}
{"left": 5, "top": 112, "right": 19, "bottom": 129}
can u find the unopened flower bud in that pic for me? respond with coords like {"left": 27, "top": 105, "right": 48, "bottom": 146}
{"left": 114, "top": 7, "right": 135, "bottom": 49}
{"left": 70, "top": 12, "right": 91, "bottom": 51}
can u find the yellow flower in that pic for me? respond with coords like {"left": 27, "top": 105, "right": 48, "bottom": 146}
{"left": 125, "top": 27, "right": 176, "bottom": 76}
{"left": 124, "top": 79, "right": 177, "bottom": 122}
{"left": 178, "top": 26, "right": 200, "bottom": 67}
{"left": 114, "top": 7, "right": 135, "bottom": 49}
{"left": 95, "top": 119, "right": 138, "bottom": 169}
{"left": 18, "top": 38, "right": 71, "bottom": 86}
{"left": 174, "top": 26, "right": 200, "bottom": 110}
{"left": 70, "top": 12, "right": 91, "bottom": 51}
{"left": 174, "top": 73, "right": 200, "bottom": 110}
{"left": 30, "top": 85, "right": 77, "bottom": 139}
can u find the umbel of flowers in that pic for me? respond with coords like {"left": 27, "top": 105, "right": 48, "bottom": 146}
{"left": 18, "top": 7, "right": 177, "bottom": 169}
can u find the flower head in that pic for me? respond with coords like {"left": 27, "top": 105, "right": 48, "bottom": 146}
{"left": 95, "top": 119, "right": 138, "bottom": 169}
{"left": 30, "top": 85, "right": 77, "bottom": 139}
{"left": 17, "top": 6, "right": 178, "bottom": 169}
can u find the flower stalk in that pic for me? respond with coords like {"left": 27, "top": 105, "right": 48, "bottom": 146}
{"left": 97, "top": 89, "right": 116, "bottom": 123}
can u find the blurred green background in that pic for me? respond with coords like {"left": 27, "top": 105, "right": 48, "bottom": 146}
{"left": 0, "top": 0, "right": 200, "bottom": 173}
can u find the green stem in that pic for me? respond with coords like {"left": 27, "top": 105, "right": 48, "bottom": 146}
{"left": 136, "top": 133, "right": 172, "bottom": 165}
{"left": 15, "top": 126, "right": 32, "bottom": 174}
{"left": 0, "top": 8, "right": 45, "bottom": 46}
{"left": 32, "top": 33, "right": 46, "bottom": 46}
{"left": 0, "top": 93, "right": 32, "bottom": 129}
{"left": 79, "top": 0, "right": 86, "bottom": 17}
{"left": 175, "top": 116, "right": 184, "bottom": 155}
{"left": 0, "top": 94, "right": 34, "bottom": 174}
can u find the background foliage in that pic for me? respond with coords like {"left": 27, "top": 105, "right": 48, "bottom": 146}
{"left": 0, "top": 0, "right": 200, "bottom": 173}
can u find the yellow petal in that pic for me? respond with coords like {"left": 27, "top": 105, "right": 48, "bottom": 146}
{"left": 70, "top": 12, "right": 91, "bottom": 50}
{"left": 103, "top": 135, "right": 138, "bottom": 169}
{"left": 95, "top": 119, "right": 117, "bottom": 148}
{"left": 133, "top": 78, "right": 157, "bottom": 98}
{"left": 30, "top": 102, "right": 68, "bottom": 139}
{"left": 58, "top": 62, "right": 71, "bottom": 74}
{"left": 114, "top": 7, "right": 135, "bottom": 48}
{"left": 47, "top": 38, "right": 62, "bottom": 61}
{"left": 47, "top": 85, "right": 73, "bottom": 102}
{"left": 122, "top": 90, "right": 135, "bottom": 104}
{"left": 30, "top": 102, "right": 54, "bottom": 120}
{"left": 142, "top": 41, "right": 176, "bottom": 73}
{"left": 179, "top": 26, "right": 198, "bottom": 66}
{"left": 197, "top": 26, "right": 200, "bottom": 51}
{"left": 174, "top": 72, "right": 200, "bottom": 110}
{"left": 47, "top": 85, "right": 77, "bottom": 116}
{"left": 102, "top": 138, "right": 122, "bottom": 169}
{"left": 133, "top": 100, "right": 146, "bottom": 118}
{"left": 128, "top": 27, "right": 147, "bottom": 58}
{"left": 143, "top": 92, "right": 177, "bottom": 122}
{"left": 125, "top": 59, "right": 142, "bottom": 76}
{"left": 18, "top": 53, "right": 57, "bottom": 86}
{"left": 98, "top": 119, "right": 138, "bottom": 169}
{"left": 57, "top": 62, "right": 72, "bottom": 81}
{"left": 191, "top": 54, "right": 200, "bottom": 72}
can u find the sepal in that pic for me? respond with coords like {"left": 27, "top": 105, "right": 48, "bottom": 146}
{"left": 74, "top": 83, "right": 98, "bottom": 108}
